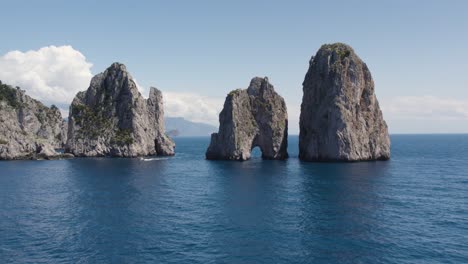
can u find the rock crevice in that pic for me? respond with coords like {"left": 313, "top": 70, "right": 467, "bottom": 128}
{"left": 206, "top": 77, "right": 288, "bottom": 161}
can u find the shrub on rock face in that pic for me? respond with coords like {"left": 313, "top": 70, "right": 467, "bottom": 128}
{"left": 299, "top": 43, "right": 390, "bottom": 162}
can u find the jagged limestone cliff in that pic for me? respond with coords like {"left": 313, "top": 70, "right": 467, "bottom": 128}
{"left": 0, "top": 81, "right": 67, "bottom": 160}
{"left": 299, "top": 43, "right": 390, "bottom": 161}
{"left": 206, "top": 77, "right": 288, "bottom": 161}
{"left": 66, "top": 63, "right": 174, "bottom": 157}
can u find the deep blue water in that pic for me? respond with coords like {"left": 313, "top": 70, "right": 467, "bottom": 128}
{"left": 0, "top": 135, "right": 467, "bottom": 263}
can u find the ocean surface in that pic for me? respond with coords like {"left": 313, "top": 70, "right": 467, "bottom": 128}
{"left": 0, "top": 135, "right": 467, "bottom": 263}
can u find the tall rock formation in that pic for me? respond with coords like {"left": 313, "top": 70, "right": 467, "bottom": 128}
{"left": 0, "top": 81, "right": 66, "bottom": 160}
{"left": 206, "top": 77, "right": 288, "bottom": 161}
{"left": 299, "top": 43, "right": 390, "bottom": 161}
{"left": 66, "top": 62, "right": 175, "bottom": 157}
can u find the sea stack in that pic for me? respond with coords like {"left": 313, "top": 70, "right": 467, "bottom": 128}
{"left": 66, "top": 62, "right": 175, "bottom": 157}
{"left": 0, "top": 81, "right": 67, "bottom": 160}
{"left": 206, "top": 77, "right": 288, "bottom": 161}
{"left": 299, "top": 43, "right": 390, "bottom": 161}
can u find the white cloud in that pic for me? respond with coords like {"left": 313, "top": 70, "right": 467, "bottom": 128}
{"left": 2, "top": 45, "right": 466, "bottom": 133}
{"left": 163, "top": 92, "right": 224, "bottom": 125}
{"left": 0, "top": 45, "right": 93, "bottom": 114}
{"left": 0, "top": 45, "right": 225, "bottom": 125}
{"left": 132, "top": 78, "right": 148, "bottom": 96}
{"left": 381, "top": 96, "right": 468, "bottom": 120}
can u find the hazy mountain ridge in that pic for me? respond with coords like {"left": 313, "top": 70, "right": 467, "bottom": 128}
{"left": 165, "top": 117, "right": 217, "bottom": 137}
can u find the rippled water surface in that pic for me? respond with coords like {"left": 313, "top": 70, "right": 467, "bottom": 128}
{"left": 1, "top": 135, "right": 467, "bottom": 263}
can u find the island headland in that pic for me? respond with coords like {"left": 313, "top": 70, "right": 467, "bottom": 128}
{"left": 0, "top": 82, "right": 70, "bottom": 160}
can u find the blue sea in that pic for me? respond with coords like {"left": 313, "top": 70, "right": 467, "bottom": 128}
{"left": 0, "top": 135, "right": 467, "bottom": 263}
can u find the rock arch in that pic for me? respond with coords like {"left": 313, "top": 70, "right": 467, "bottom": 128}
{"left": 206, "top": 77, "right": 288, "bottom": 161}
{"left": 250, "top": 145, "right": 262, "bottom": 158}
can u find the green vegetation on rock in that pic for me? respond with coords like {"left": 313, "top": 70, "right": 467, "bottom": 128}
{"left": 337, "top": 49, "right": 351, "bottom": 60}
{"left": 323, "top": 43, "right": 351, "bottom": 60}
{"left": 72, "top": 104, "right": 112, "bottom": 139}
{"left": 228, "top": 89, "right": 242, "bottom": 97}
{"left": 0, "top": 82, "right": 21, "bottom": 108}
{"left": 111, "top": 129, "right": 134, "bottom": 146}
{"left": 254, "top": 97, "right": 268, "bottom": 110}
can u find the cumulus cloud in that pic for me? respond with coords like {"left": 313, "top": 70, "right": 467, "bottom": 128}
{"left": 381, "top": 96, "right": 468, "bottom": 120}
{"left": 0, "top": 45, "right": 93, "bottom": 113}
{"left": 0, "top": 45, "right": 226, "bottom": 125}
{"left": 163, "top": 92, "right": 224, "bottom": 125}
{"left": 2, "top": 45, "right": 467, "bottom": 132}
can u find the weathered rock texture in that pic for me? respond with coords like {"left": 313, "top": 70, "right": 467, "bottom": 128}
{"left": 299, "top": 43, "right": 390, "bottom": 161}
{"left": 206, "top": 77, "right": 288, "bottom": 161}
{"left": 0, "top": 81, "right": 67, "bottom": 160}
{"left": 60, "top": 119, "right": 68, "bottom": 147}
{"left": 66, "top": 62, "right": 174, "bottom": 157}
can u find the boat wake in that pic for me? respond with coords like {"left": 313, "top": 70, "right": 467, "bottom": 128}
{"left": 139, "top": 157, "right": 170, "bottom": 161}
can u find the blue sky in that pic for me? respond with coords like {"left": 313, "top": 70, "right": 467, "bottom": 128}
{"left": 1, "top": 0, "right": 467, "bottom": 133}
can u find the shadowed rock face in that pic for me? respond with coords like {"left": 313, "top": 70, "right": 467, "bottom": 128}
{"left": 299, "top": 43, "right": 390, "bottom": 161}
{"left": 66, "top": 62, "right": 174, "bottom": 157}
{"left": 206, "top": 77, "right": 288, "bottom": 161}
{"left": 0, "top": 82, "right": 65, "bottom": 160}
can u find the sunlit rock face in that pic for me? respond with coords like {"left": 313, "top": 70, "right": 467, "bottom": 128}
{"left": 206, "top": 77, "right": 288, "bottom": 161}
{"left": 0, "top": 81, "right": 64, "bottom": 160}
{"left": 66, "top": 62, "right": 174, "bottom": 157}
{"left": 299, "top": 43, "right": 390, "bottom": 161}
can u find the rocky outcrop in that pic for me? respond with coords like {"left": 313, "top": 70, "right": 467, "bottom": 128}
{"left": 66, "top": 62, "right": 175, "bottom": 157}
{"left": 299, "top": 43, "right": 390, "bottom": 161}
{"left": 206, "top": 77, "right": 288, "bottom": 161}
{"left": 0, "top": 81, "right": 69, "bottom": 160}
